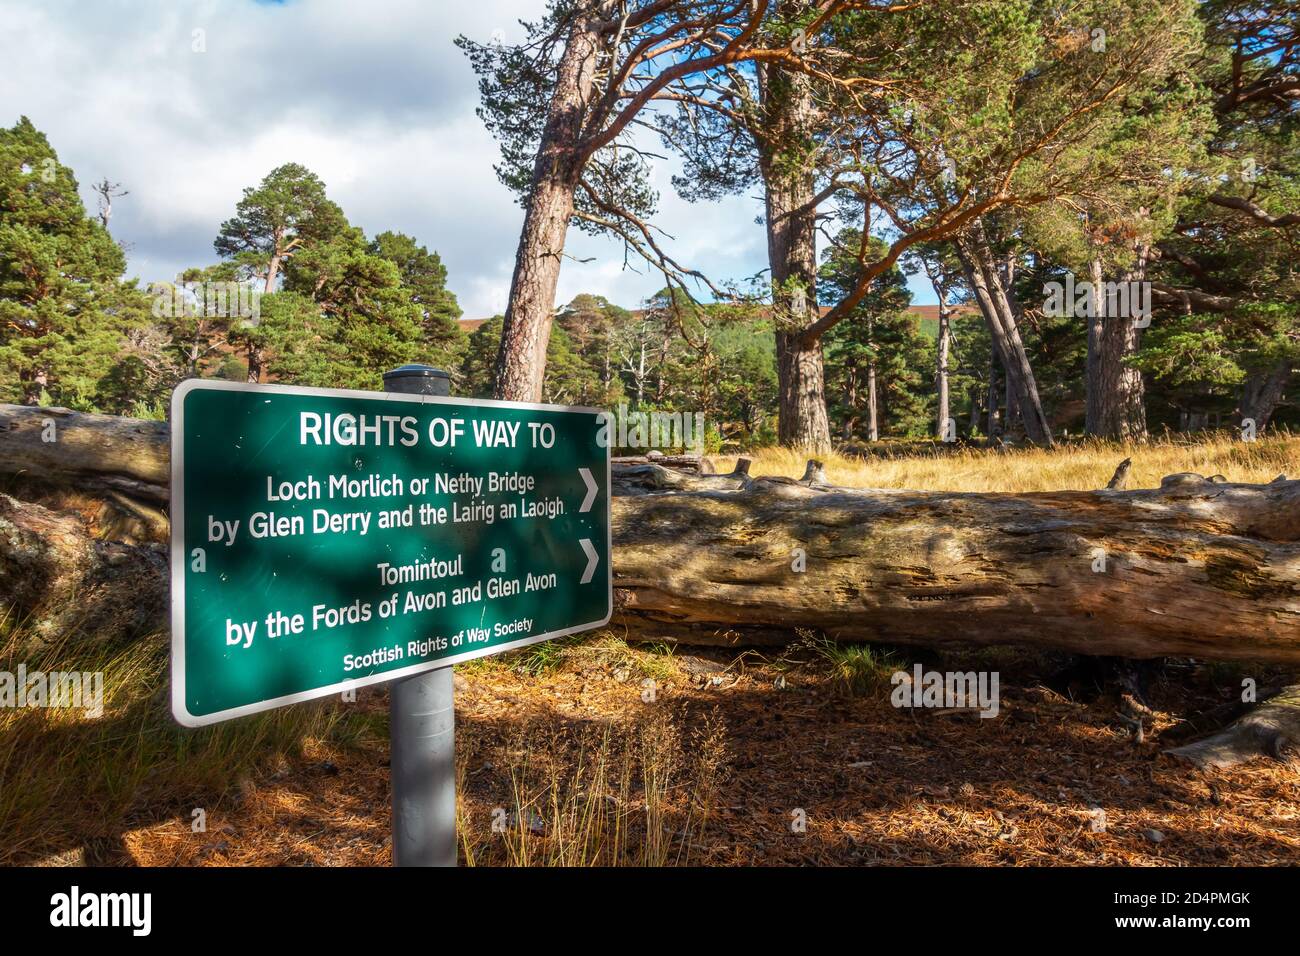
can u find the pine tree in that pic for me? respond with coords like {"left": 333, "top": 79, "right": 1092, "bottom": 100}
{"left": 820, "top": 229, "right": 929, "bottom": 440}
{"left": 459, "top": 315, "right": 601, "bottom": 404}
{"left": 0, "top": 117, "right": 148, "bottom": 407}
{"left": 213, "top": 163, "right": 347, "bottom": 381}
{"left": 277, "top": 224, "right": 424, "bottom": 390}
{"left": 369, "top": 230, "right": 466, "bottom": 370}
{"left": 558, "top": 293, "right": 627, "bottom": 405}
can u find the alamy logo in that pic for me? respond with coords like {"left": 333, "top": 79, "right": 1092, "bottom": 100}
{"left": 890, "top": 664, "right": 1000, "bottom": 718}
{"left": 1043, "top": 273, "right": 1151, "bottom": 325}
{"left": 597, "top": 403, "right": 705, "bottom": 454}
{"left": 0, "top": 665, "right": 103, "bottom": 718}
{"left": 152, "top": 280, "right": 262, "bottom": 327}
{"left": 49, "top": 886, "right": 151, "bottom": 936}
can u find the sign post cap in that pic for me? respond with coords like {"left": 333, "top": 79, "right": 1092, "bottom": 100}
{"left": 383, "top": 364, "right": 451, "bottom": 383}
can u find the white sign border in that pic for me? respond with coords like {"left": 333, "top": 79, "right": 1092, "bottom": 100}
{"left": 170, "top": 378, "right": 614, "bottom": 728}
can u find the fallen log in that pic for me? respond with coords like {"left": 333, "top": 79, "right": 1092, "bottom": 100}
{"left": 613, "top": 457, "right": 751, "bottom": 495}
{"left": 611, "top": 453, "right": 715, "bottom": 473}
{"left": 0, "top": 404, "right": 168, "bottom": 502}
{"left": 1166, "top": 685, "right": 1300, "bottom": 768}
{"left": 0, "top": 406, "right": 1297, "bottom": 666}
{"left": 0, "top": 494, "right": 166, "bottom": 652}
{"left": 611, "top": 475, "right": 1300, "bottom": 663}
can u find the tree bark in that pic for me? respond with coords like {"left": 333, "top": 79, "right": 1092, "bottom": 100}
{"left": 0, "top": 494, "right": 166, "bottom": 652}
{"left": 492, "top": 15, "right": 601, "bottom": 403}
{"left": 1085, "top": 258, "right": 1148, "bottom": 440}
{"left": 264, "top": 251, "right": 281, "bottom": 294}
{"left": 246, "top": 246, "right": 284, "bottom": 384}
{"left": 936, "top": 301, "right": 950, "bottom": 439}
{"left": 0, "top": 404, "right": 169, "bottom": 501}
{"left": 866, "top": 353, "right": 879, "bottom": 442}
{"left": 1167, "top": 685, "right": 1300, "bottom": 769}
{"left": 1004, "top": 367, "right": 1019, "bottom": 433}
{"left": 1085, "top": 258, "right": 1104, "bottom": 435}
{"left": 245, "top": 346, "right": 263, "bottom": 385}
{"left": 774, "top": 330, "right": 832, "bottom": 453}
{"left": 843, "top": 362, "right": 859, "bottom": 440}
{"left": 1241, "top": 359, "right": 1292, "bottom": 430}
{"left": 760, "top": 12, "right": 832, "bottom": 455}
{"left": 986, "top": 355, "right": 999, "bottom": 438}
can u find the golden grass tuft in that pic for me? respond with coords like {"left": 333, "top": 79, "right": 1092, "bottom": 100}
{"left": 0, "top": 614, "right": 346, "bottom": 865}
{"left": 719, "top": 432, "right": 1299, "bottom": 493}
{"left": 456, "top": 707, "right": 727, "bottom": 867}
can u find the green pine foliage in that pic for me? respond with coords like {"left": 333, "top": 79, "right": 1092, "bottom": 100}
{"left": 459, "top": 315, "right": 604, "bottom": 406}
{"left": 3, "top": 0, "right": 1296, "bottom": 440}
{"left": 820, "top": 230, "right": 933, "bottom": 439}
{"left": 369, "top": 230, "right": 467, "bottom": 370}
{"left": 0, "top": 117, "right": 150, "bottom": 408}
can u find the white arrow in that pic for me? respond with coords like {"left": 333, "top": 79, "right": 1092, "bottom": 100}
{"left": 579, "top": 538, "right": 599, "bottom": 584}
{"left": 578, "top": 467, "right": 598, "bottom": 513}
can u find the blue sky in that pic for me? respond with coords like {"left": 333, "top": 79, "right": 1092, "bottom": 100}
{"left": 0, "top": 0, "right": 937, "bottom": 315}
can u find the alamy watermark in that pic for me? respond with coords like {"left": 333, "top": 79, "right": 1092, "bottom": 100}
{"left": 597, "top": 402, "right": 705, "bottom": 454}
{"left": 50, "top": 886, "right": 150, "bottom": 936}
{"left": 890, "top": 663, "right": 1000, "bottom": 718}
{"left": 1044, "top": 273, "right": 1151, "bottom": 327}
{"left": 0, "top": 665, "right": 103, "bottom": 718}
{"left": 152, "top": 280, "right": 262, "bottom": 326}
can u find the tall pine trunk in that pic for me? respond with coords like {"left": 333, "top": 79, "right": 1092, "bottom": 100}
{"left": 986, "top": 356, "right": 999, "bottom": 438}
{"left": 774, "top": 325, "right": 832, "bottom": 453}
{"left": 1084, "top": 257, "right": 1148, "bottom": 440}
{"left": 492, "top": 16, "right": 601, "bottom": 402}
{"left": 867, "top": 355, "right": 879, "bottom": 442}
{"left": 245, "top": 348, "right": 263, "bottom": 384}
{"left": 764, "top": 173, "right": 831, "bottom": 452}
{"left": 1004, "top": 369, "right": 1019, "bottom": 433}
{"left": 955, "top": 224, "right": 1053, "bottom": 446}
{"left": 760, "top": 17, "right": 831, "bottom": 455}
{"left": 936, "top": 300, "right": 950, "bottom": 438}
{"left": 246, "top": 254, "right": 280, "bottom": 384}
{"left": 1241, "top": 359, "right": 1291, "bottom": 430}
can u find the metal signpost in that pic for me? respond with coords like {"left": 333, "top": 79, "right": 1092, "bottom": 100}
{"left": 169, "top": 369, "right": 611, "bottom": 866}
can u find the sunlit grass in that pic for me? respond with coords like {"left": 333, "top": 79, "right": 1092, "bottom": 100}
{"left": 719, "top": 430, "right": 1299, "bottom": 493}
{"left": 0, "top": 614, "right": 348, "bottom": 864}
{"left": 458, "top": 630, "right": 676, "bottom": 683}
{"left": 788, "top": 629, "right": 899, "bottom": 698}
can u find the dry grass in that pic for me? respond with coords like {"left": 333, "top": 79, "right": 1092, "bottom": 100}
{"left": 113, "top": 635, "right": 1300, "bottom": 867}
{"left": 456, "top": 706, "right": 727, "bottom": 866}
{"left": 0, "top": 623, "right": 725, "bottom": 867}
{"left": 8, "top": 624, "right": 1298, "bottom": 867}
{"left": 719, "top": 432, "right": 1299, "bottom": 493}
{"left": 0, "top": 616, "right": 347, "bottom": 866}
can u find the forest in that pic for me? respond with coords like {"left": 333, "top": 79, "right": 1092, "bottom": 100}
{"left": 1, "top": 1, "right": 1295, "bottom": 454}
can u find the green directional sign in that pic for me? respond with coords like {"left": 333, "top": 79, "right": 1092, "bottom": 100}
{"left": 170, "top": 379, "right": 611, "bottom": 727}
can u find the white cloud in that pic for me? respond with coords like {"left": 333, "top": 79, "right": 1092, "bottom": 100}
{"left": 0, "top": 0, "right": 934, "bottom": 320}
